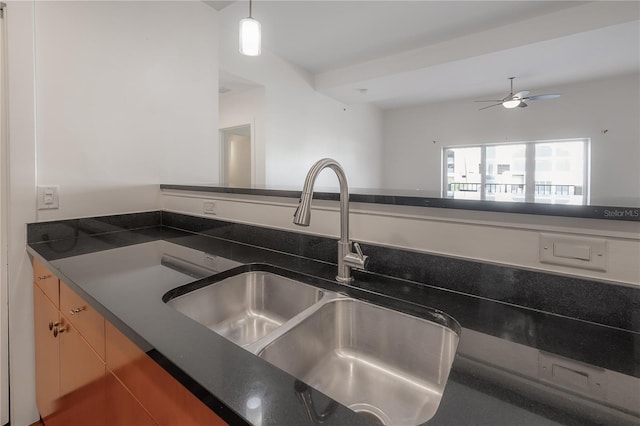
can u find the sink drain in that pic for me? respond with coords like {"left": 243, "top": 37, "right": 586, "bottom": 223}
{"left": 348, "top": 403, "right": 391, "bottom": 425}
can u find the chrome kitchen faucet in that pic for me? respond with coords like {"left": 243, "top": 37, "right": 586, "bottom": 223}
{"left": 293, "top": 158, "right": 369, "bottom": 283}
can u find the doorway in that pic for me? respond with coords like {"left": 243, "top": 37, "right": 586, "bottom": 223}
{"left": 219, "top": 124, "right": 253, "bottom": 187}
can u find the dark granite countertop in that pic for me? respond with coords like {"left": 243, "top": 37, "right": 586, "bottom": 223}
{"left": 160, "top": 184, "right": 640, "bottom": 222}
{"left": 27, "top": 223, "right": 640, "bottom": 426}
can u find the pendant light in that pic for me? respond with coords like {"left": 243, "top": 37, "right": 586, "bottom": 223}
{"left": 239, "top": 0, "right": 261, "bottom": 56}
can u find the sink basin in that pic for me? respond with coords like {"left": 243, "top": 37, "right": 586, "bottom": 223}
{"left": 258, "top": 298, "right": 459, "bottom": 426}
{"left": 166, "top": 271, "right": 323, "bottom": 347}
{"left": 165, "top": 266, "right": 460, "bottom": 424}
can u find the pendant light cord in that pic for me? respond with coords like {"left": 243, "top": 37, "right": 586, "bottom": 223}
{"left": 249, "top": 0, "right": 253, "bottom": 18}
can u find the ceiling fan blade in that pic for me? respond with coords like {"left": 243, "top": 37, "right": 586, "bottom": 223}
{"left": 525, "top": 94, "right": 560, "bottom": 101}
{"left": 514, "top": 90, "right": 529, "bottom": 98}
{"left": 478, "top": 103, "right": 501, "bottom": 110}
{"left": 518, "top": 102, "right": 528, "bottom": 108}
{"left": 475, "top": 100, "right": 503, "bottom": 103}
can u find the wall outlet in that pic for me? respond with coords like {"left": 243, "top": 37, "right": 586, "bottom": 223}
{"left": 203, "top": 201, "right": 216, "bottom": 215}
{"left": 37, "top": 185, "right": 59, "bottom": 210}
{"left": 539, "top": 233, "right": 607, "bottom": 271}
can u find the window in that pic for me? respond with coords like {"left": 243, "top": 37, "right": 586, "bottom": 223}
{"left": 443, "top": 139, "right": 589, "bottom": 205}
{"left": 443, "top": 147, "right": 482, "bottom": 200}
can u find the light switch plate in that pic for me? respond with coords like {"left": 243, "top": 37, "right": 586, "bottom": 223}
{"left": 539, "top": 233, "right": 607, "bottom": 271}
{"left": 203, "top": 201, "right": 216, "bottom": 215}
{"left": 37, "top": 185, "right": 59, "bottom": 210}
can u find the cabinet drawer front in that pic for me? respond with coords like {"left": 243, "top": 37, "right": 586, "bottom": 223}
{"left": 60, "top": 281, "right": 106, "bottom": 360}
{"left": 34, "top": 258, "right": 59, "bottom": 307}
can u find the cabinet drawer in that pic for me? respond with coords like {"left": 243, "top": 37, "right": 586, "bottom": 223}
{"left": 60, "top": 281, "right": 106, "bottom": 360}
{"left": 34, "top": 258, "right": 59, "bottom": 307}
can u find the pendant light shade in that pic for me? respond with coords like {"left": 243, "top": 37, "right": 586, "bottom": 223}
{"left": 239, "top": 0, "right": 261, "bottom": 56}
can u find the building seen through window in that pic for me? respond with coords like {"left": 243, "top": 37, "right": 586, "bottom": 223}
{"left": 443, "top": 139, "right": 588, "bottom": 205}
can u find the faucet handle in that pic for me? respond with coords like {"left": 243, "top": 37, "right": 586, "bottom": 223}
{"left": 344, "top": 242, "right": 369, "bottom": 271}
{"left": 354, "top": 242, "right": 364, "bottom": 258}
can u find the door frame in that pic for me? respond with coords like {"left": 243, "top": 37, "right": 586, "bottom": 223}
{"left": 219, "top": 122, "right": 255, "bottom": 186}
{"left": 0, "top": 3, "right": 9, "bottom": 423}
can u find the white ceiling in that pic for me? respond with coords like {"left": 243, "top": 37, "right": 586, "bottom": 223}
{"left": 244, "top": 1, "right": 584, "bottom": 74}
{"left": 204, "top": 1, "right": 235, "bottom": 12}
{"left": 215, "top": 1, "right": 640, "bottom": 109}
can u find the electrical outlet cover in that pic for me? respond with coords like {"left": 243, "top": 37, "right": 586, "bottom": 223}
{"left": 203, "top": 201, "right": 216, "bottom": 215}
{"left": 539, "top": 233, "right": 607, "bottom": 271}
{"left": 37, "top": 185, "right": 60, "bottom": 210}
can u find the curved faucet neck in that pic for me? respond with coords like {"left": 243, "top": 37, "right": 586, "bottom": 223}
{"left": 297, "top": 158, "right": 350, "bottom": 243}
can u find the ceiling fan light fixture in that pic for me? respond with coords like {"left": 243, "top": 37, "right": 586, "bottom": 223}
{"left": 502, "top": 99, "right": 521, "bottom": 109}
{"left": 477, "top": 77, "right": 560, "bottom": 111}
{"left": 239, "top": 0, "right": 261, "bottom": 56}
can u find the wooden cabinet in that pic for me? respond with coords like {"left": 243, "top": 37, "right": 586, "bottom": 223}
{"left": 105, "top": 322, "right": 226, "bottom": 426}
{"left": 60, "top": 281, "right": 106, "bottom": 359}
{"left": 33, "top": 269, "right": 107, "bottom": 426}
{"left": 57, "top": 320, "right": 106, "bottom": 426}
{"left": 33, "top": 284, "right": 61, "bottom": 423}
{"left": 106, "top": 372, "right": 157, "bottom": 426}
{"left": 33, "top": 259, "right": 227, "bottom": 426}
{"left": 33, "top": 283, "right": 107, "bottom": 426}
{"left": 34, "top": 258, "right": 59, "bottom": 306}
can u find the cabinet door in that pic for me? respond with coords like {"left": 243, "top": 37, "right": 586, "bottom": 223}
{"left": 106, "top": 371, "right": 157, "bottom": 426}
{"left": 34, "top": 258, "right": 59, "bottom": 307}
{"left": 57, "top": 320, "right": 107, "bottom": 426}
{"left": 33, "top": 284, "right": 60, "bottom": 422}
{"left": 106, "top": 322, "right": 227, "bottom": 426}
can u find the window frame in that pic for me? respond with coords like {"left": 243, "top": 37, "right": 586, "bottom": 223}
{"left": 442, "top": 138, "right": 590, "bottom": 205}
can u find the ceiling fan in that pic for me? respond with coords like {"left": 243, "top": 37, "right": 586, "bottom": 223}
{"left": 476, "top": 77, "right": 560, "bottom": 110}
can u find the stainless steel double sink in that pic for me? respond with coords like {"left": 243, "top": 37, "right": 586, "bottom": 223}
{"left": 164, "top": 267, "right": 460, "bottom": 425}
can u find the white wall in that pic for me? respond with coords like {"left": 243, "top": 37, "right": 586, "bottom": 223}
{"left": 162, "top": 189, "right": 640, "bottom": 286}
{"left": 0, "top": 4, "right": 8, "bottom": 423}
{"left": 381, "top": 73, "right": 640, "bottom": 205}
{"left": 219, "top": 4, "right": 384, "bottom": 190}
{"left": 6, "top": 2, "right": 220, "bottom": 424}
{"left": 35, "top": 1, "right": 219, "bottom": 221}
{"left": 6, "top": 3, "right": 38, "bottom": 424}
{"left": 219, "top": 87, "right": 266, "bottom": 184}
